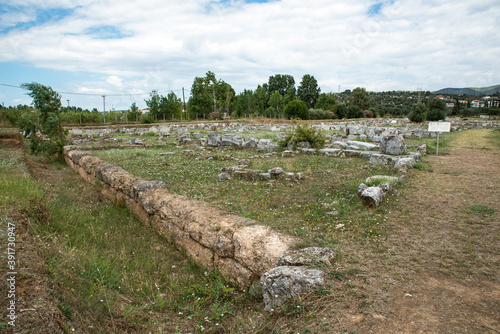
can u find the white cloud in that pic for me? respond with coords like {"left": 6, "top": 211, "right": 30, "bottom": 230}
{"left": 1, "top": 0, "right": 499, "bottom": 110}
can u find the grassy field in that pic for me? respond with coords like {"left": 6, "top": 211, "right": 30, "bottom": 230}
{"left": 3, "top": 126, "right": 498, "bottom": 334}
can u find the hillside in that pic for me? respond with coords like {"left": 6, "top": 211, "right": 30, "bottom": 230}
{"left": 434, "top": 84, "right": 500, "bottom": 96}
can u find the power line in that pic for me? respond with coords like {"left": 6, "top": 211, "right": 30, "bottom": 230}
{"left": 0, "top": 82, "right": 188, "bottom": 97}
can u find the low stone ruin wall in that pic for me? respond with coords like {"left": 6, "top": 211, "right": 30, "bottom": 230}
{"left": 62, "top": 146, "right": 298, "bottom": 289}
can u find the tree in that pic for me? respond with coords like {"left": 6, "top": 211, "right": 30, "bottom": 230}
{"left": 19, "top": 82, "right": 67, "bottom": 156}
{"left": 267, "top": 74, "right": 295, "bottom": 97}
{"left": 426, "top": 98, "right": 446, "bottom": 121}
{"left": 187, "top": 71, "right": 234, "bottom": 119}
{"left": 284, "top": 100, "right": 308, "bottom": 119}
{"left": 233, "top": 89, "right": 257, "bottom": 118}
{"left": 159, "top": 92, "right": 182, "bottom": 120}
{"left": 268, "top": 91, "right": 284, "bottom": 118}
{"left": 408, "top": 102, "right": 427, "bottom": 122}
{"left": 254, "top": 85, "right": 268, "bottom": 115}
{"left": 349, "top": 87, "right": 372, "bottom": 110}
{"left": 145, "top": 91, "right": 161, "bottom": 119}
{"left": 452, "top": 97, "right": 461, "bottom": 116}
{"left": 128, "top": 102, "right": 141, "bottom": 121}
{"left": 315, "top": 93, "right": 337, "bottom": 112}
{"left": 336, "top": 103, "right": 347, "bottom": 119}
{"left": 297, "top": 74, "right": 321, "bottom": 109}
{"left": 347, "top": 105, "right": 364, "bottom": 118}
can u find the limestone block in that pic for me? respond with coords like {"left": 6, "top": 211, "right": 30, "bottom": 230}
{"left": 207, "top": 133, "right": 221, "bottom": 147}
{"left": 260, "top": 266, "right": 325, "bottom": 311}
{"left": 360, "top": 186, "right": 385, "bottom": 207}
{"left": 185, "top": 217, "right": 235, "bottom": 258}
{"left": 394, "top": 157, "right": 415, "bottom": 172}
{"left": 221, "top": 134, "right": 245, "bottom": 147}
{"left": 234, "top": 225, "right": 298, "bottom": 276}
{"left": 216, "top": 256, "right": 255, "bottom": 288}
{"left": 379, "top": 135, "right": 406, "bottom": 155}
{"left": 278, "top": 247, "right": 338, "bottom": 266}
{"left": 347, "top": 141, "right": 378, "bottom": 150}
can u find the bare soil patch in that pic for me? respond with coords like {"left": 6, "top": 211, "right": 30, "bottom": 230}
{"left": 331, "top": 129, "right": 499, "bottom": 333}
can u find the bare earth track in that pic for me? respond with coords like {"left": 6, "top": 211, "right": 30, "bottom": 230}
{"left": 335, "top": 129, "right": 500, "bottom": 333}
{"left": 1, "top": 128, "right": 499, "bottom": 333}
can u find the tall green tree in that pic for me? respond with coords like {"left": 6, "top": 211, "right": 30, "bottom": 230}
{"left": 315, "top": 93, "right": 337, "bottom": 111}
{"left": 145, "top": 91, "right": 161, "bottom": 119}
{"left": 254, "top": 85, "right": 269, "bottom": 114}
{"left": 426, "top": 98, "right": 446, "bottom": 121}
{"left": 268, "top": 91, "right": 284, "bottom": 118}
{"left": 284, "top": 100, "right": 308, "bottom": 120}
{"left": 408, "top": 102, "right": 427, "bottom": 122}
{"left": 349, "top": 87, "right": 372, "bottom": 110}
{"left": 297, "top": 74, "right": 321, "bottom": 109}
{"left": 267, "top": 74, "right": 295, "bottom": 97}
{"left": 160, "top": 92, "right": 182, "bottom": 119}
{"left": 233, "top": 89, "right": 257, "bottom": 117}
{"left": 187, "top": 71, "right": 234, "bottom": 119}
{"left": 19, "top": 82, "right": 67, "bottom": 156}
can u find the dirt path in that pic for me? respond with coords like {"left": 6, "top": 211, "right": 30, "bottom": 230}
{"left": 345, "top": 129, "right": 500, "bottom": 333}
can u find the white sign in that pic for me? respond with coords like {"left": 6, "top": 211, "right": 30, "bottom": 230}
{"left": 428, "top": 122, "right": 451, "bottom": 133}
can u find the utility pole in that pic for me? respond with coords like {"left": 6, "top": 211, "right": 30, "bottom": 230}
{"left": 182, "top": 87, "right": 186, "bottom": 120}
{"left": 102, "top": 95, "right": 106, "bottom": 123}
{"left": 66, "top": 99, "right": 70, "bottom": 110}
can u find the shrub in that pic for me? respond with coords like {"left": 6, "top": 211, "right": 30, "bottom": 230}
{"left": 279, "top": 122, "right": 326, "bottom": 149}
{"left": 347, "top": 105, "right": 364, "bottom": 119}
{"left": 363, "top": 109, "right": 373, "bottom": 118}
{"left": 426, "top": 108, "right": 446, "bottom": 121}
{"left": 325, "top": 110, "right": 336, "bottom": 119}
{"left": 210, "top": 111, "right": 220, "bottom": 120}
{"left": 336, "top": 103, "right": 347, "bottom": 119}
{"left": 408, "top": 102, "right": 427, "bottom": 122}
{"left": 308, "top": 109, "right": 332, "bottom": 120}
{"left": 285, "top": 100, "right": 309, "bottom": 120}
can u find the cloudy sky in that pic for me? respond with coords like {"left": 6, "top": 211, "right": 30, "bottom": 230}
{"left": 1, "top": 0, "right": 499, "bottom": 110}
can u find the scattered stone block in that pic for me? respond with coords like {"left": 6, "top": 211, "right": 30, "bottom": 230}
{"left": 260, "top": 266, "right": 325, "bottom": 311}
{"left": 359, "top": 186, "right": 385, "bottom": 207}
{"left": 217, "top": 172, "right": 232, "bottom": 180}
{"left": 380, "top": 135, "right": 406, "bottom": 155}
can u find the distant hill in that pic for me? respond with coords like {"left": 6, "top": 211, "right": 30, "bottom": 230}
{"left": 434, "top": 84, "right": 500, "bottom": 96}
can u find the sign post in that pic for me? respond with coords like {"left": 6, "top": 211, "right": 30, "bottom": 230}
{"left": 428, "top": 122, "right": 451, "bottom": 155}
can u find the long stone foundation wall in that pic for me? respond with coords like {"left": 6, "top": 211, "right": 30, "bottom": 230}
{"left": 63, "top": 146, "right": 298, "bottom": 288}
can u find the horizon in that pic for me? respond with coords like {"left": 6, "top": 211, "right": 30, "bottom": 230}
{"left": 1, "top": 0, "right": 499, "bottom": 110}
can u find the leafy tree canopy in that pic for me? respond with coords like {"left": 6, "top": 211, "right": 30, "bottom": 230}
{"left": 267, "top": 74, "right": 295, "bottom": 97}
{"left": 284, "top": 100, "right": 308, "bottom": 120}
{"left": 297, "top": 74, "right": 321, "bottom": 109}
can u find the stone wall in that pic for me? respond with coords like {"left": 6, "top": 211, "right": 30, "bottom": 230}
{"left": 63, "top": 146, "right": 298, "bottom": 288}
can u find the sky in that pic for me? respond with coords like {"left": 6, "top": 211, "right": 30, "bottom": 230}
{"left": 1, "top": 0, "right": 499, "bottom": 111}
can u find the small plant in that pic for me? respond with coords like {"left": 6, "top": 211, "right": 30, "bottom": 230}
{"left": 279, "top": 122, "right": 326, "bottom": 149}
{"left": 465, "top": 205, "right": 495, "bottom": 217}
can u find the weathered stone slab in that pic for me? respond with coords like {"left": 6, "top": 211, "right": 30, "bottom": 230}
{"left": 347, "top": 141, "right": 378, "bottom": 150}
{"left": 380, "top": 135, "right": 406, "bottom": 155}
{"left": 234, "top": 225, "right": 297, "bottom": 276}
{"left": 260, "top": 266, "right": 325, "bottom": 311}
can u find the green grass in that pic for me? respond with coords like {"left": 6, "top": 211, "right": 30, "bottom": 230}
{"left": 0, "top": 144, "right": 251, "bottom": 332}
{"left": 465, "top": 205, "right": 496, "bottom": 217}
{"left": 93, "top": 146, "right": 399, "bottom": 247}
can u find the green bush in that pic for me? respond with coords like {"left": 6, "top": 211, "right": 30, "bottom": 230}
{"left": 347, "top": 105, "right": 364, "bottom": 119}
{"left": 308, "top": 109, "right": 333, "bottom": 120}
{"left": 426, "top": 108, "right": 446, "bottom": 121}
{"left": 408, "top": 102, "right": 427, "bottom": 122}
{"left": 279, "top": 122, "right": 326, "bottom": 149}
{"left": 285, "top": 100, "right": 309, "bottom": 120}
